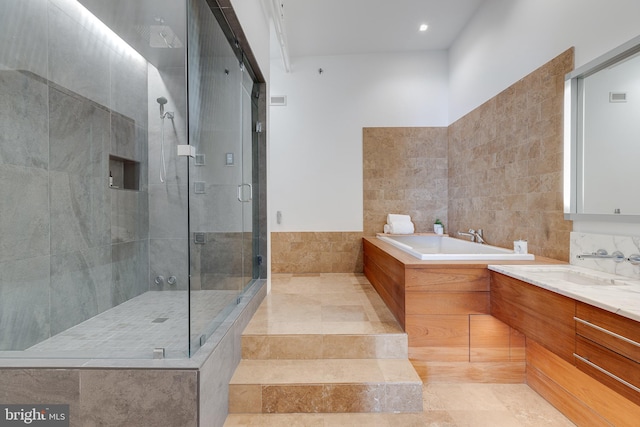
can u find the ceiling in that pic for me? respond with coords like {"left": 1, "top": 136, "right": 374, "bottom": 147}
{"left": 277, "top": 0, "right": 486, "bottom": 58}
{"left": 77, "top": 0, "right": 485, "bottom": 68}
{"left": 79, "top": 0, "right": 187, "bottom": 68}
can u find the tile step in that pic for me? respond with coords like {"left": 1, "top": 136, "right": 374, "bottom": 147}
{"left": 241, "top": 333, "right": 408, "bottom": 360}
{"left": 229, "top": 359, "right": 422, "bottom": 414}
{"left": 223, "top": 412, "right": 427, "bottom": 426}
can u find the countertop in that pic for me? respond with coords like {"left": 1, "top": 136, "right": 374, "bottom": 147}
{"left": 489, "top": 264, "right": 640, "bottom": 322}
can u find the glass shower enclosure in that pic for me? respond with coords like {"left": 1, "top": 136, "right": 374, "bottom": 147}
{"left": 0, "top": 0, "right": 264, "bottom": 359}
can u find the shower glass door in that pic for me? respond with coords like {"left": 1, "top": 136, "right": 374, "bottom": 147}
{"left": 187, "top": 0, "right": 257, "bottom": 355}
{"left": 241, "top": 65, "right": 256, "bottom": 291}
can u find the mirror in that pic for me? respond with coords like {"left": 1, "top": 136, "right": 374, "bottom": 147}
{"left": 564, "top": 35, "right": 640, "bottom": 220}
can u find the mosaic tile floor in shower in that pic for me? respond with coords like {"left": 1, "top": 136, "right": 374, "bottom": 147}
{"left": 22, "top": 290, "right": 238, "bottom": 359}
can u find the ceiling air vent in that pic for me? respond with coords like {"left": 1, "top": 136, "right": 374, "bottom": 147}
{"left": 609, "top": 92, "right": 627, "bottom": 103}
{"left": 270, "top": 95, "right": 287, "bottom": 106}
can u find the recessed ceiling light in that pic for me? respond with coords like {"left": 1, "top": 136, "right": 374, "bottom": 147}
{"left": 419, "top": 24, "right": 428, "bottom": 32}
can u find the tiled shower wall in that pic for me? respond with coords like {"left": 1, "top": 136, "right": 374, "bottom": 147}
{"left": 271, "top": 49, "right": 575, "bottom": 273}
{"left": 448, "top": 49, "right": 574, "bottom": 261}
{"left": 0, "top": 0, "right": 148, "bottom": 350}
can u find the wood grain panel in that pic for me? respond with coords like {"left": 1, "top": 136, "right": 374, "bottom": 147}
{"left": 406, "top": 315, "right": 468, "bottom": 348}
{"left": 410, "top": 360, "right": 525, "bottom": 383}
{"left": 469, "top": 315, "right": 510, "bottom": 363}
{"left": 363, "top": 239, "right": 406, "bottom": 328}
{"left": 406, "top": 267, "right": 489, "bottom": 292}
{"left": 364, "top": 261, "right": 404, "bottom": 329}
{"left": 490, "top": 272, "right": 575, "bottom": 362}
{"left": 408, "top": 346, "right": 468, "bottom": 362}
{"left": 526, "top": 363, "right": 609, "bottom": 427}
{"left": 527, "top": 339, "right": 640, "bottom": 427}
{"left": 575, "top": 336, "right": 640, "bottom": 405}
{"left": 576, "top": 302, "right": 640, "bottom": 363}
{"left": 406, "top": 292, "right": 489, "bottom": 315}
{"left": 510, "top": 328, "right": 526, "bottom": 362}
{"left": 363, "top": 239, "right": 405, "bottom": 284}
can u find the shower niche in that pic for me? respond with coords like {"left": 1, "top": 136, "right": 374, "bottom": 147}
{"left": 109, "top": 155, "right": 140, "bottom": 191}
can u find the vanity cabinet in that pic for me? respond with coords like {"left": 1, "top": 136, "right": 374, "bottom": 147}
{"left": 489, "top": 270, "right": 640, "bottom": 425}
{"left": 574, "top": 302, "right": 640, "bottom": 405}
{"left": 489, "top": 272, "right": 575, "bottom": 363}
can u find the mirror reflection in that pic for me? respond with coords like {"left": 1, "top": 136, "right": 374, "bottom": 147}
{"left": 582, "top": 52, "right": 640, "bottom": 215}
{"left": 565, "top": 36, "right": 640, "bottom": 218}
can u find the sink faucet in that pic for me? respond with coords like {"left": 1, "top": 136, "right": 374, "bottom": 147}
{"left": 576, "top": 249, "right": 625, "bottom": 263}
{"left": 457, "top": 229, "right": 487, "bottom": 244}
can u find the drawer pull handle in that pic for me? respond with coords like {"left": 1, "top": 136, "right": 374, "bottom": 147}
{"left": 574, "top": 353, "right": 640, "bottom": 393}
{"left": 574, "top": 317, "right": 640, "bottom": 348}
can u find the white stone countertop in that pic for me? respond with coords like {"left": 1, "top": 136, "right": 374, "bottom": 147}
{"left": 488, "top": 264, "right": 640, "bottom": 323}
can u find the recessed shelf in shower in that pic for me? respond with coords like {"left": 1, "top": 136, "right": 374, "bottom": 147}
{"left": 109, "top": 155, "right": 140, "bottom": 191}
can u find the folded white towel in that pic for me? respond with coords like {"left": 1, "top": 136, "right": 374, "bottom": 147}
{"left": 388, "top": 221, "right": 415, "bottom": 234}
{"left": 387, "top": 214, "right": 412, "bottom": 224}
{"left": 383, "top": 224, "right": 391, "bottom": 234}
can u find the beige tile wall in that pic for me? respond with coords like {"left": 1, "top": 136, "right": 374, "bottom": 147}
{"left": 363, "top": 127, "right": 449, "bottom": 236}
{"left": 448, "top": 49, "right": 574, "bottom": 261}
{"left": 270, "top": 232, "right": 364, "bottom": 274}
{"left": 271, "top": 49, "right": 575, "bottom": 273}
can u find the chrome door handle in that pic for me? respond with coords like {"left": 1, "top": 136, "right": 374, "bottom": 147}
{"left": 237, "top": 183, "right": 252, "bottom": 202}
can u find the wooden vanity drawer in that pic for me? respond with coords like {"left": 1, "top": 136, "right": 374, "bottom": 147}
{"left": 575, "top": 302, "right": 640, "bottom": 363}
{"left": 575, "top": 335, "right": 640, "bottom": 405}
{"left": 490, "top": 272, "right": 575, "bottom": 363}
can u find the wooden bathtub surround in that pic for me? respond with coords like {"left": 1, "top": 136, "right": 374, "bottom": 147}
{"left": 490, "top": 271, "right": 640, "bottom": 426}
{"left": 362, "top": 236, "right": 562, "bottom": 383}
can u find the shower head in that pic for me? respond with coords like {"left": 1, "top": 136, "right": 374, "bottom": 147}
{"left": 157, "top": 97, "right": 168, "bottom": 118}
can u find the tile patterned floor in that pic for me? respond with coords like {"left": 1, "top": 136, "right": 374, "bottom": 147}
{"left": 17, "top": 290, "right": 238, "bottom": 359}
{"left": 243, "top": 273, "right": 401, "bottom": 336}
{"left": 224, "top": 273, "right": 576, "bottom": 426}
{"left": 225, "top": 382, "right": 576, "bottom": 426}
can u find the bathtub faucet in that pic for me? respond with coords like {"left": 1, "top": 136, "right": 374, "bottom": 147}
{"left": 457, "top": 229, "right": 487, "bottom": 244}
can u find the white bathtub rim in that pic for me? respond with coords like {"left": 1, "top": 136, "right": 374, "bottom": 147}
{"left": 377, "top": 234, "right": 535, "bottom": 261}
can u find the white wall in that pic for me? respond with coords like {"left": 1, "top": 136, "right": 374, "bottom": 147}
{"left": 268, "top": 0, "right": 640, "bottom": 235}
{"left": 270, "top": 51, "right": 449, "bottom": 231}
{"left": 450, "top": 0, "right": 640, "bottom": 237}
{"left": 449, "top": 0, "right": 640, "bottom": 123}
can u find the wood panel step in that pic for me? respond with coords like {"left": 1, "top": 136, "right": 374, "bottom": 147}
{"left": 229, "top": 359, "right": 423, "bottom": 414}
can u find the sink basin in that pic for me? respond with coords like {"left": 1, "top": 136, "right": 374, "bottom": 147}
{"left": 533, "top": 270, "right": 617, "bottom": 286}
{"left": 511, "top": 265, "right": 620, "bottom": 287}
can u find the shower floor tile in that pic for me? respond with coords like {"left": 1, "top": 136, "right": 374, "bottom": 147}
{"left": 22, "top": 290, "right": 238, "bottom": 359}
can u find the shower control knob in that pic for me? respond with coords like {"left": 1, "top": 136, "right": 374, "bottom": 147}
{"left": 167, "top": 276, "right": 177, "bottom": 286}
{"left": 154, "top": 276, "right": 165, "bottom": 286}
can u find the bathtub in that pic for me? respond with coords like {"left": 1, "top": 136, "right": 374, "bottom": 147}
{"left": 377, "top": 234, "right": 535, "bottom": 261}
